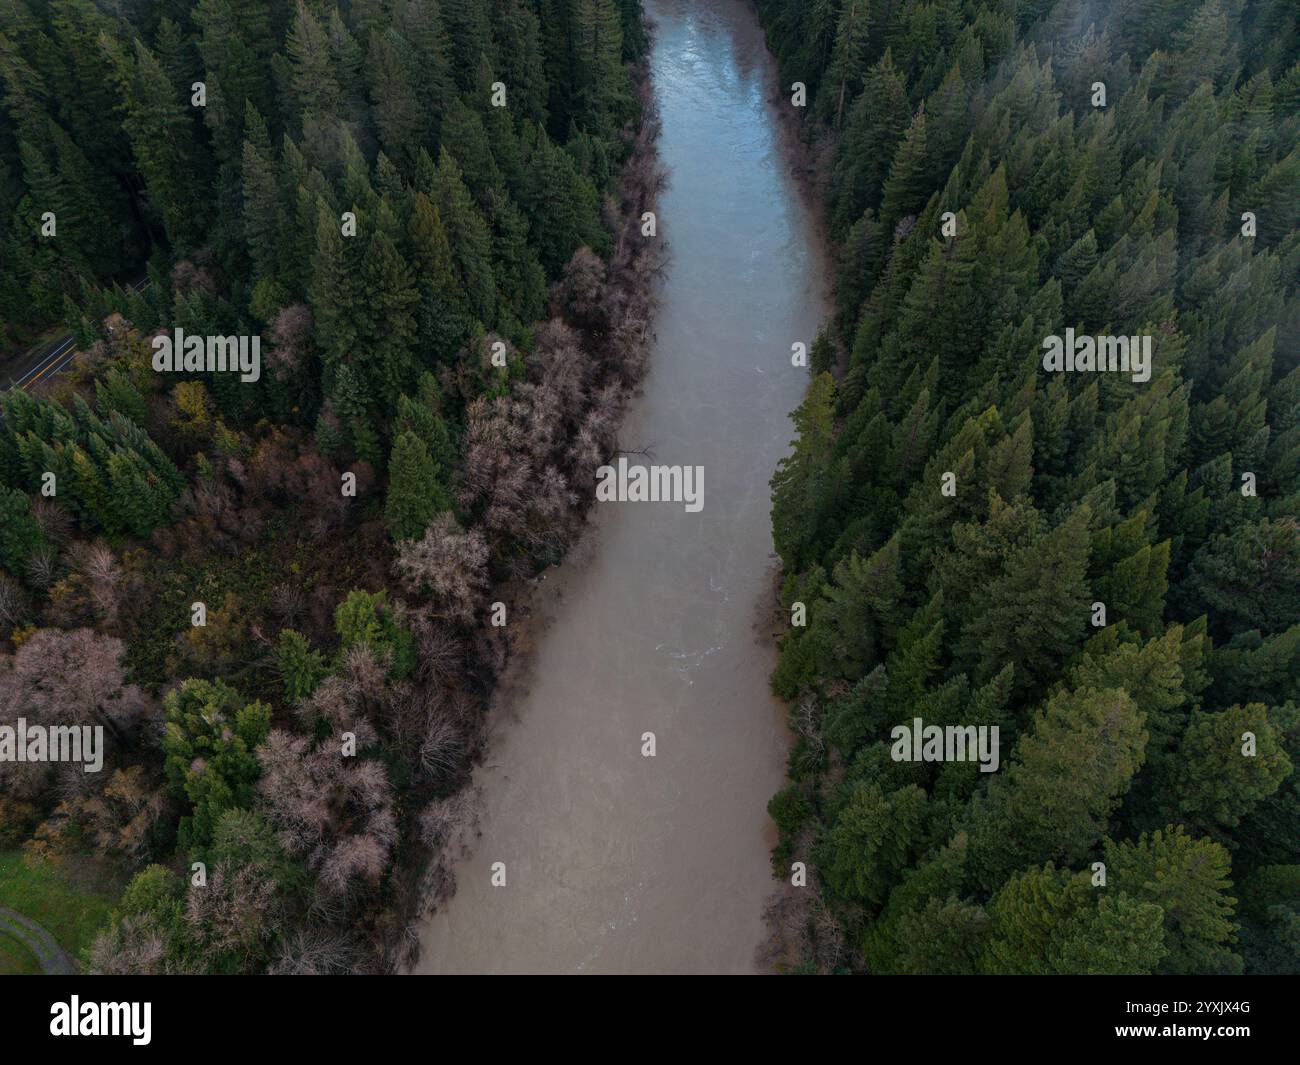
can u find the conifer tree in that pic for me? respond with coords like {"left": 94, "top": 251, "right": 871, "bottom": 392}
{"left": 487, "top": 188, "right": 547, "bottom": 323}
{"left": 240, "top": 103, "right": 282, "bottom": 282}
{"left": 569, "top": 0, "right": 630, "bottom": 138}
{"left": 105, "top": 39, "right": 210, "bottom": 249}
{"left": 967, "top": 686, "right": 1147, "bottom": 892}
{"left": 823, "top": 0, "right": 870, "bottom": 130}
{"left": 286, "top": 0, "right": 342, "bottom": 117}
{"left": 430, "top": 148, "right": 498, "bottom": 324}
{"left": 487, "top": 0, "right": 549, "bottom": 126}
{"left": 982, "top": 865, "right": 1167, "bottom": 975}
{"left": 408, "top": 189, "right": 473, "bottom": 359}
{"left": 1170, "top": 704, "right": 1293, "bottom": 833}
{"left": 386, "top": 430, "right": 452, "bottom": 540}
{"left": 440, "top": 0, "right": 493, "bottom": 90}
{"left": 878, "top": 108, "right": 929, "bottom": 237}
{"left": 962, "top": 503, "right": 1093, "bottom": 692}
{"left": 771, "top": 372, "right": 838, "bottom": 570}
{"left": 0, "top": 486, "right": 44, "bottom": 574}
{"left": 1104, "top": 827, "right": 1243, "bottom": 974}
{"left": 164, "top": 679, "right": 272, "bottom": 851}
{"left": 276, "top": 629, "right": 327, "bottom": 703}
{"left": 519, "top": 128, "right": 607, "bottom": 276}
{"left": 819, "top": 782, "right": 927, "bottom": 910}
{"left": 807, "top": 534, "right": 903, "bottom": 684}
{"left": 366, "top": 27, "right": 426, "bottom": 168}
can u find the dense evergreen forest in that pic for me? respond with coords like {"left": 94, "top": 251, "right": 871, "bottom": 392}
{"left": 0, "top": 0, "right": 656, "bottom": 973}
{"left": 757, "top": 0, "right": 1300, "bottom": 974}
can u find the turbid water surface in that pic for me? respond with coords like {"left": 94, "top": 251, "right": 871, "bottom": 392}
{"left": 414, "top": 0, "right": 831, "bottom": 974}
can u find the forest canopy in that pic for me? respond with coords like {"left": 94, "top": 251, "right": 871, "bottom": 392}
{"left": 756, "top": 0, "right": 1299, "bottom": 974}
{"left": 0, "top": 0, "right": 657, "bottom": 974}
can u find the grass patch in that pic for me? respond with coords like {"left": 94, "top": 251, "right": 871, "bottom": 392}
{"left": 0, "top": 927, "right": 41, "bottom": 975}
{"left": 0, "top": 850, "right": 120, "bottom": 968}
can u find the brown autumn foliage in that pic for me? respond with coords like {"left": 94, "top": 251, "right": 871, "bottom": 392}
{"left": 269, "top": 925, "right": 362, "bottom": 975}
{"left": 13, "top": 49, "right": 665, "bottom": 977}
{"left": 45, "top": 540, "right": 123, "bottom": 630}
{"left": 0, "top": 628, "right": 155, "bottom": 803}
{"left": 391, "top": 513, "right": 490, "bottom": 626}
{"left": 0, "top": 573, "right": 30, "bottom": 637}
{"left": 28, "top": 764, "right": 169, "bottom": 866}
{"left": 170, "top": 259, "right": 219, "bottom": 298}
{"left": 266, "top": 303, "right": 314, "bottom": 380}
{"left": 90, "top": 914, "right": 180, "bottom": 975}
{"left": 256, "top": 729, "right": 398, "bottom": 905}
{"left": 28, "top": 496, "right": 74, "bottom": 545}
{"left": 184, "top": 861, "right": 283, "bottom": 959}
{"left": 0, "top": 795, "right": 41, "bottom": 847}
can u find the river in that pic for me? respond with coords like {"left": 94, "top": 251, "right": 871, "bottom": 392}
{"left": 413, "top": 0, "right": 831, "bottom": 974}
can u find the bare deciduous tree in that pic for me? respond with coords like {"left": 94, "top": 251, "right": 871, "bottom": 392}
{"left": 416, "top": 786, "right": 480, "bottom": 914}
{"left": 461, "top": 393, "right": 580, "bottom": 577}
{"left": 257, "top": 730, "right": 397, "bottom": 904}
{"left": 269, "top": 926, "right": 360, "bottom": 975}
{"left": 185, "top": 861, "right": 281, "bottom": 960}
{"left": 29, "top": 497, "right": 73, "bottom": 544}
{"left": 90, "top": 914, "right": 185, "bottom": 975}
{"left": 391, "top": 514, "right": 489, "bottom": 626}
{"left": 417, "top": 713, "right": 466, "bottom": 781}
{"left": 270, "top": 582, "right": 307, "bottom": 626}
{"left": 266, "top": 303, "right": 313, "bottom": 380}
{"left": 24, "top": 546, "right": 58, "bottom": 591}
{"left": 0, "top": 629, "right": 154, "bottom": 801}
{"left": 0, "top": 574, "right": 29, "bottom": 634}
{"left": 549, "top": 246, "right": 608, "bottom": 330}
{"left": 408, "top": 612, "right": 466, "bottom": 687}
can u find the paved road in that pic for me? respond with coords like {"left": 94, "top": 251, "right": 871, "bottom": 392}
{"left": 0, "top": 906, "right": 78, "bottom": 974}
{"left": 5, "top": 333, "right": 79, "bottom": 393}
{"left": 3, "top": 278, "right": 150, "bottom": 394}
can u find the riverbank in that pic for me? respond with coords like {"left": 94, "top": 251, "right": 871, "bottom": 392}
{"left": 396, "top": 44, "right": 669, "bottom": 965}
{"left": 413, "top": 0, "right": 832, "bottom": 974}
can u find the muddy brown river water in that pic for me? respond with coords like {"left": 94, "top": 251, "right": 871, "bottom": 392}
{"left": 414, "top": 0, "right": 831, "bottom": 974}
